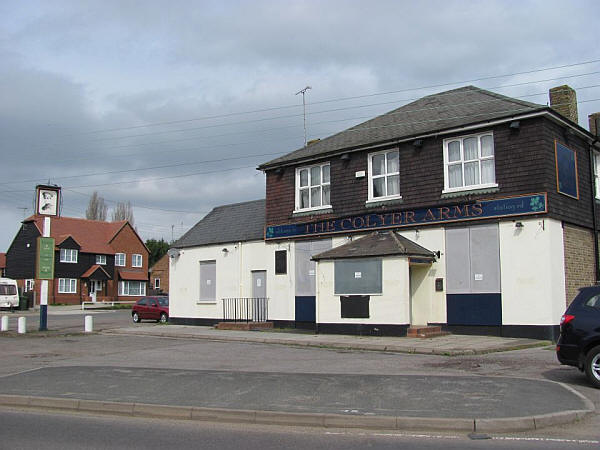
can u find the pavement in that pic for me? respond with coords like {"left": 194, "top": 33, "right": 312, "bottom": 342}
{"left": 0, "top": 309, "right": 596, "bottom": 432}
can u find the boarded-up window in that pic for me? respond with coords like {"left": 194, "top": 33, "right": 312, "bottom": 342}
{"left": 340, "top": 295, "right": 370, "bottom": 318}
{"left": 445, "top": 224, "right": 500, "bottom": 294}
{"left": 555, "top": 141, "right": 579, "bottom": 199}
{"left": 295, "top": 239, "right": 332, "bottom": 296}
{"left": 275, "top": 250, "right": 287, "bottom": 274}
{"left": 199, "top": 260, "right": 216, "bottom": 301}
{"left": 334, "top": 259, "right": 382, "bottom": 295}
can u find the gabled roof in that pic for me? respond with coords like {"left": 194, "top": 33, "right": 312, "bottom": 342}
{"left": 81, "top": 265, "right": 111, "bottom": 280}
{"left": 173, "top": 199, "right": 266, "bottom": 248}
{"left": 259, "top": 85, "right": 546, "bottom": 169}
{"left": 312, "top": 230, "right": 436, "bottom": 261}
{"left": 26, "top": 215, "right": 128, "bottom": 254}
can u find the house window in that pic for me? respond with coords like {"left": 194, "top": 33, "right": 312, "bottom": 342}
{"left": 115, "top": 253, "right": 125, "bottom": 266}
{"left": 275, "top": 250, "right": 287, "bottom": 275}
{"left": 594, "top": 152, "right": 600, "bottom": 199}
{"left": 443, "top": 133, "right": 496, "bottom": 193}
{"left": 199, "top": 260, "right": 216, "bottom": 301}
{"left": 132, "top": 254, "right": 142, "bottom": 267}
{"left": 154, "top": 278, "right": 160, "bottom": 289}
{"left": 25, "top": 279, "right": 34, "bottom": 292}
{"left": 96, "top": 255, "right": 106, "bottom": 265}
{"left": 334, "top": 258, "right": 382, "bottom": 295}
{"left": 58, "top": 278, "right": 77, "bottom": 294}
{"left": 295, "top": 163, "right": 331, "bottom": 211}
{"left": 368, "top": 150, "right": 400, "bottom": 201}
{"left": 119, "top": 281, "right": 146, "bottom": 296}
{"left": 60, "top": 248, "right": 78, "bottom": 263}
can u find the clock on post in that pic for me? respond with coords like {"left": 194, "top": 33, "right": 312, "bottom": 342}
{"left": 35, "top": 185, "right": 61, "bottom": 216}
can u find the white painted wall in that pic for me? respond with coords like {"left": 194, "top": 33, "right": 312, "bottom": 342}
{"left": 316, "top": 257, "right": 410, "bottom": 325}
{"left": 499, "top": 218, "right": 566, "bottom": 325}
{"left": 169, "top": 240, "right": 295, "bottom": 321}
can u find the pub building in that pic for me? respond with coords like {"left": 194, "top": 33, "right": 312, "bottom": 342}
{"left": 169, "top": 85, "right": 600, "bottom": 340}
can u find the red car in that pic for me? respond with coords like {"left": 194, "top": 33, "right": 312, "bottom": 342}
{"left": 132, "top": 296, "right": 169, "bottom": 323}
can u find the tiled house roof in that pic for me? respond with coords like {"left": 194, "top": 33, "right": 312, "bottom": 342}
{"left": 26, "top": 216, "right": 128, "bottom": 254}
{"left": 312, "top": 230, "right": 436, "bottom": 260}
{"left": 173, "top": 199, "right": 265, "bottom": 248}
{"left": 258, "top": 85, "right": 546, "bottom": 169}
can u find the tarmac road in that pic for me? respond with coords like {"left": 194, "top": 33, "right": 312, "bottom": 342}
{"left": 1, "top": 308, "right": 599, "bottom": 438}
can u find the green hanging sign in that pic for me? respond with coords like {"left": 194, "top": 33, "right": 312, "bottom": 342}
{"left": 37, "top": 237, "right": 55, "bottom": 280}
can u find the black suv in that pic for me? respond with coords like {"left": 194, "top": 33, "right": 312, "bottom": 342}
{"left": 557, "top": 286, "right": 600, "bottom": 388}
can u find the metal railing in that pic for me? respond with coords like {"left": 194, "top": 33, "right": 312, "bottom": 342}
{"left": 222, "top": 297, "right": 269, "bottom": 322}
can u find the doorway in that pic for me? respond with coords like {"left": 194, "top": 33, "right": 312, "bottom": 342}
{"left": 409, "top": 265, "right": 431, "bottom": 326}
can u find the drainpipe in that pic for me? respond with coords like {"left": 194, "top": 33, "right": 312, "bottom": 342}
{"left": 590, "top": 141, "right": 600, "bottom": 283}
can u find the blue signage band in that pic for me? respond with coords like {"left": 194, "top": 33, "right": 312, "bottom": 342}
{"left": 265, "top": 193, "right": 547, "bottom": 240}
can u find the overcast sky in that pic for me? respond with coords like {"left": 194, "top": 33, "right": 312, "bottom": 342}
{"left": 1, "top": 0, "right": 599, "bottom": 252}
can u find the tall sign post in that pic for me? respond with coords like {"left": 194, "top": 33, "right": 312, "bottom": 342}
{"left": 35, "top": 185, "right": 61, "bottom": 331}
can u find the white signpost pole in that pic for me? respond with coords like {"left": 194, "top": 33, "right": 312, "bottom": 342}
{"left": 39, "top": 216, "right": 50, "bottom": 331}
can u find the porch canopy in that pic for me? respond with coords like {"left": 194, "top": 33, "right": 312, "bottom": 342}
{"left": 81, "top": 265, "right": 111, "bottom": 281}
{"left": 311, "top": 230, "right": 436, "bottom": 262}
{"left": 118, "top": 270, "right": 148, "bottom": 281}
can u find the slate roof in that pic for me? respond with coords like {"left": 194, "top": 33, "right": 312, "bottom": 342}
{"left": 259, "top": 85, "right": 545, "bottom": 169}
{"left": 26, "top": 215, "right": 129, "bottom": 254}
{"left": 173, "top": 199, "right": 266, "bottom": 248}
{"left": 312, "top": 230, "right": 436, "bottom": 261}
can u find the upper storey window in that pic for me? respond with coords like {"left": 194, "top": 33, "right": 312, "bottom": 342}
{"left": 443, "top": 133, "right": 497, "bottom": 193}
{"left": 368, "top": 150, "right": 400, "bottom": 201}
{"left": 295, "top": 163, "right": 331, "bottom": 212}
{"left": 60, "top": 248, "right": 78, "bottom": 263}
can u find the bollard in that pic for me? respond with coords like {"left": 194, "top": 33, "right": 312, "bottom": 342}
{"left": 1, "top": 316, "right": 8, "bottom": 332}
{"left": 84, "top": 315, "right": 93, "bottom": 333}
{"left": 17, "top": 316, "right": 26, "bottom": 334}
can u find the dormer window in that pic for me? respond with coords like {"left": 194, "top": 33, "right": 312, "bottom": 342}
{"left": 295, "top": 163, "right": 331, "bottom": 212}
{"left": 60, "top": 248, "right": 78, "bottom": 263}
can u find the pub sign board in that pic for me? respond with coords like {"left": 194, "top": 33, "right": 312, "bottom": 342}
{"left": 265, "top": 193, "right": 547, "bottom": 240}
{"left": 36, "top": 237, "right": 55, "bottom": 280}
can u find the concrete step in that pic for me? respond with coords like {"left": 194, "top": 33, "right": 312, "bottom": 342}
{"left": 407, "top": 326, "right": 450, "bottom": 338}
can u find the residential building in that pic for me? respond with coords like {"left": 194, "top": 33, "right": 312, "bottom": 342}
{"left": 169, "top": 85, "right": 600, "bottom": 340}
{"left": 5, "top": 215, "right": 149, "bottom": 305}
{"left": 149, "top": 253, "right": 170, "bottom": 295}
{"left": 0, "top": 253, "right": 5, "bottom": 277}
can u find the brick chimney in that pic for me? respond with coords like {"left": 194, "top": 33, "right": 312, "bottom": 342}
{"left": 589, "top": 112, "right": 600, "bottom": 137}
{"left": 549, "top": 85, "right": 578, "bottom": 124}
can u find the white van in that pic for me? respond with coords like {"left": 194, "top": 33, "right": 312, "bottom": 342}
{"left": 0, "top": 278, "right": 19, "bottom": 309}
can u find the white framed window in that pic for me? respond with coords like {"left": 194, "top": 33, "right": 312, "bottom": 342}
{"left": 25, "top": 279, "right": 34, "bottom": 292}
{"left": 96, "top": 254, "right": 106, "bottom": 265}
{"left": 368, "top": 150, "right": 400, "bottom": 201}
{"left": 118, "top": 281, "right": 146, "bottom": 296}
{"left": 154, "top": 278, "right": 160, "bottom": 289}
{"left": 132, "top": 254, "right": 142, "bottom": 267}
{"left": 58, "top": 278, "right": 77, "bottom": 294}
{"left": 594, "top": 152, "right": 600, "bottom": 199}
{"left": 295, "top": 163, "right": 331, "bottom": 212}
{"left": 59, "top": 248, "right": 78, "bottom": 263}
{"left": 115, "top": 253, "right": 126, "bottom": 267}
{"left": 443, "top": 132, "right": 497, "bottom": 193}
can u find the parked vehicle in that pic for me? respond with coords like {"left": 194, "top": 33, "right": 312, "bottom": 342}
{"left": 556, "top": 286, "right": 600, "bottom": 388}
{"left": 132, "top": 296, "right": 169, "bottom": 323}
{"left": 0, "top": 278, "right": 19, "bottom": 310}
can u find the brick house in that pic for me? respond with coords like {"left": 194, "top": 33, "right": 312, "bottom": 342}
{"left": 0, "top": 253, "right": 6, "bottom": 277}
{"left": 149, "top": 253, "right": 169, "bottom": 295}
{"left": 5, "top": 215, "right": 149, "bottom": 305}
{"left": 169, "top": 84, "right": 600, "bottom": 340}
